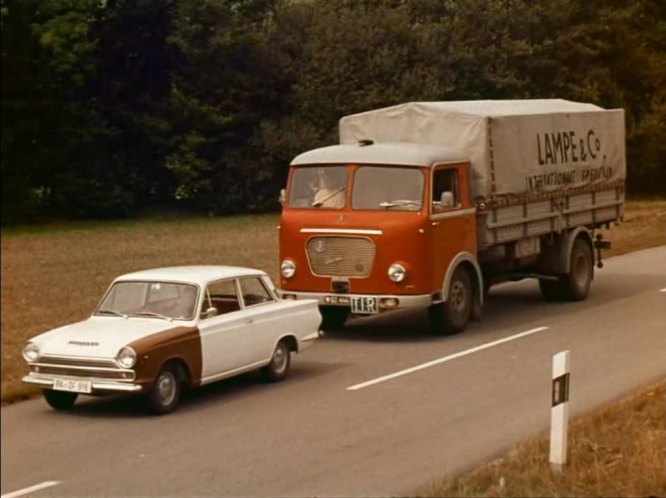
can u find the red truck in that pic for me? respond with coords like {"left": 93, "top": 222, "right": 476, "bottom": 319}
{"left": 278, "top": 100, "right": 625, "bottom": 333}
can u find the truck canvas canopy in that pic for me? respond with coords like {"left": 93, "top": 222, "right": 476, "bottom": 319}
{"left": 339, "top": 100, "right": 626, "bottom": 202}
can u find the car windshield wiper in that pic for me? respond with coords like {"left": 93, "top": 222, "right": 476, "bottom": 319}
{"left": 312, "top": 187, "right": 346, "bottom": 207}
{"left": 97, "top": 309, "right": 128, "bottom": 318}
{"left": 379, "top": 199, "right": 422, "bottom": 209}
{"left": 132, "top": 311, "right": 173, "bottom": 322}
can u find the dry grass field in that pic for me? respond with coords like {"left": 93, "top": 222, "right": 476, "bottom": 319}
{"left": 1, "top": 199, "right": 664, "bottom": 403}
{"left": 423, "top": 381, "right": 666, "bottom": 497}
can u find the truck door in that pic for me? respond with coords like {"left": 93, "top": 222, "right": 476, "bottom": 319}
{"left": 429, "top": 163, "right": 476, "bottom": 290}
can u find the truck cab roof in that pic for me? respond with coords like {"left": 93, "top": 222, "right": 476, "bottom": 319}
{"left": 290, "top": 142, "right": 468, "bottom": 168}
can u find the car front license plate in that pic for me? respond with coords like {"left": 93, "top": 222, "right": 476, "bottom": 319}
{"left": 53, "top": 378, "right": 92, "bottom": 394}
{"left": 351, "top": 296, "right": 378, "bottom": 314}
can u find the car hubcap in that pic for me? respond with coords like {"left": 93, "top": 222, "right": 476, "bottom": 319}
{"left": 450, "top": 281, "right": 467, "bottom": 315}
{"left": 158, "top": 372, "right": 177, "bottom": 406}
{"left": 273, "top": 346, "right": 287, "bottom": 373}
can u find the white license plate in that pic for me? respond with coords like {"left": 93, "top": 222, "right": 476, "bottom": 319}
{"left": 351, "top": 296, "right": 378, "bottom": 314}
{"left": 53, "top": 378, "right": 92, "bottom": 394}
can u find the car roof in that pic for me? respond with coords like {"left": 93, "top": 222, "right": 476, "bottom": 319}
{"left": 114, "top": 266, "right": 267, "bottom": 286}
{"left": 290, "top": 142, "right": 468, "bottom": 168}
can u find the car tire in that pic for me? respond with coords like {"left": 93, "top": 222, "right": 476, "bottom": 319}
{"left": 429, "top": 266, "right": 472, "bottom": 335}
{"left": 261, "top": 340, "right": 291, "bottom": 382}
{"left": 146, "top": 364, "right": 182, "bottom": 415}
{"left": 43, "top": 389, "right": 78, "bottom": 411}
{"left": 319, "top": 306, "right": 350, "bottom": 331}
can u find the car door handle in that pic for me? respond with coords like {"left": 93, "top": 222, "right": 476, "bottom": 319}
{"left": 244, "top": 317, "right": 253, "bottom": 324}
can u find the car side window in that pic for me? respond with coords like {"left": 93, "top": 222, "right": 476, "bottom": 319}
{"left": 203, "top": 279, "right": 241, "bottom": 318}
{"left": 432, "top": 168, "right": 460, "bottom": 212}
{"left": 239, "top": 277, "right": 276, "bottom": 308}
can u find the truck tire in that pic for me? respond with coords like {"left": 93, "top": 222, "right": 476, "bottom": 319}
{"left": 539, "top": 238, "right": 593, "bottom": 302}
{"left": 429, "top": 266, "right": 472, "bottom": 335}
{"left": 320, "top": 306, "right": 349, "bottom": 331}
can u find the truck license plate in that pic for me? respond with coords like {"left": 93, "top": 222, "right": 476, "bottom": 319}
{"left": 53, "top": 378, "right": 92, "bottom": 394}
{"left": 351, "top": 296, "right": 378, "bottom": 314}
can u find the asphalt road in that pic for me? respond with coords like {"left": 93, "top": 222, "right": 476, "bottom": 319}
{"left": 2, "top": 246, "right": 665, "bottom": 498}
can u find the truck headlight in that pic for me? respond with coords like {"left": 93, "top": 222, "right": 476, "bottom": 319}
{"left": 388, "top": 263, "right": 406, "bottom": 283}
{"left": 281, "top": 259, "right": 296, "bottom": 279}
{"left": 116, "top": 346, "right": 137, "bottom": 369}
{"left": 23, "top": 342, "right": 40, "bottom": 362}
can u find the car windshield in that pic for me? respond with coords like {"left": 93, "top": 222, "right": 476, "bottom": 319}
{"left": 96, "top": 281, "right": 199, "bottom": 321}
{"left": 288, "top": 166, "right": 348, "bottom": 209}
{"left": 351, "top": 166, "right": 424, "bottom": 211}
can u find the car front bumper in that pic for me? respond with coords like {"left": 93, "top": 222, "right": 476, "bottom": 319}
{"left": 22, "top": 373, "right": 143, "bottom": 393}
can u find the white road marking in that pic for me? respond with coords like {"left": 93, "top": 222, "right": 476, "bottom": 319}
{"left": 347, "top": 326, "right": 550, "bottom": 391}
{"left": 1, "top": 481, "right": 59, "bottom": 498}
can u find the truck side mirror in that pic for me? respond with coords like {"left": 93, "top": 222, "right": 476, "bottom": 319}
{"left": 440, "top": 191, "right": 454, "bottom": 209}
{"left": 279, "top": 188, "right": 286, "bottom": 206}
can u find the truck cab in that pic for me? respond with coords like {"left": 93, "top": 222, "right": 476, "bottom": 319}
{"left": 278, "top": 141, "right": 483, "bottom": 332}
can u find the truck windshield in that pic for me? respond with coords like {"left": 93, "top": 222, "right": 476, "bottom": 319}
{"left": 288, "top": 166, "right": 348, "bottom": 209}
{"left": 352, "top": 166, "right": 424, "bottom": 211}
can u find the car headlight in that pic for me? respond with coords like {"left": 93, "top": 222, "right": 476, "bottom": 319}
{"left": 388, "top": 263, "right": 406, "bottom": 283}
{"left": 116, "top": 346, "right": 137, "bottom": 369}
{"left": 23, "top": 342, "right": 40, "bottom": 362}
{"left": 281, "top": 259, "right": 296, "bottom": 279}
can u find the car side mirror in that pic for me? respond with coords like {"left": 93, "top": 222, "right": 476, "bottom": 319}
{"left": 201, "top": 307, "right": 217, "bottom": 319}
{"left": 440, "top": 191, "right": 454, "bottom": 209}
{"left": 279, "top": 188, "right": 286, "bottom": 206}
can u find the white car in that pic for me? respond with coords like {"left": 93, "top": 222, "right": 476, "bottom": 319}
{"left": 22, "top": 266, "right": 322, "bottom": 414}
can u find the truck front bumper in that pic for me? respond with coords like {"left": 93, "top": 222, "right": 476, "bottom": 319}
{"left": 278, "top": 290, "right": 435, "bottom": 312}
{"left": 22, "top": 373, "right": 143, "bottom": 393}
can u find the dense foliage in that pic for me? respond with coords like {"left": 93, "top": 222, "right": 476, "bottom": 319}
{"left": 2, "top": 0, "right": 664, "bottom": 222}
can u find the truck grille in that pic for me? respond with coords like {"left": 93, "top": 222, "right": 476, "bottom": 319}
{"left": 306, "top": 236, "right": 375, "bottom": 277}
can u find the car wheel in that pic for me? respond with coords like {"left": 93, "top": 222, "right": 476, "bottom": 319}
{"left": 261, "top": 340, "right": 291, "bottom": 382}
{"left": 429, "top": 266, "right": 472, "bottom": 335}
{"left": 43, "top": 389, "right": 78, "bottom": 411}
{"left": 146, "top": 364, "right": 181, "bottom": 415}
{"left": 319, "top": 306, "right": 349, "bottom": 331}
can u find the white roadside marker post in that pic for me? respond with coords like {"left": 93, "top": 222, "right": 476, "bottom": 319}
{"left": 550, "top": 350, "right": 570, "bottom": 473}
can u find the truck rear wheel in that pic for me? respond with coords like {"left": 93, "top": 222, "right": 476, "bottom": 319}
{"left": 319, "top": 306, "right": 349, "bottom": 331}
{"left": 539, "top": 238, "right": 593, "bottom": 302}
{"left": 429, "top": 266, "right": 472, "bottom": 335}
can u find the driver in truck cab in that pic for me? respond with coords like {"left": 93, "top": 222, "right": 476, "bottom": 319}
{"left": 312, "top": 168, "right": 346, "bottom": 208}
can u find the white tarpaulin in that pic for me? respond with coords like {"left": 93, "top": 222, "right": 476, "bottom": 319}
{"left": 339, "top": 100, "right": 626, "bottom": 200}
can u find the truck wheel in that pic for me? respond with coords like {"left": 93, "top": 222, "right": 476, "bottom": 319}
{"left": 539, "top": 238, "right": 593, "bottom": 302}
{"left": 320, "top": 306, "right": 349, "bottom": 331}
{"left": 562, "top": 238, "right": 594, "bottom": 301}
{"left": 146, "top": 363, "right": 182, "bottom": 415}
{"left": 429, "top": 266, "right": 472, "bottom": 335}
{"left": 261, "top": 340, "right": 291, "bottom": 382}
{"left": 538, "top": 278, "right": 564, "bottom": 301}
{"left": 43, "top": 389, "right": 78, "bottom": 411}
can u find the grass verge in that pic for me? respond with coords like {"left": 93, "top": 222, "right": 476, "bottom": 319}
{"left": 422, "top": 381, "right": 666, "bottom": 497}
{"left": 1, "top": 199, "right": 664, "bottom": 404}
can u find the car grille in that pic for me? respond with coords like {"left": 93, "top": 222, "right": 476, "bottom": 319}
{"left": 306, "top": 236, "right": 375, "bottom": 277}
{"left": 33, "top": 355, "right": 134, "bottom": 381}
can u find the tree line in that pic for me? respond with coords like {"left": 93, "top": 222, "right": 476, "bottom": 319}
{"left": 1, "top": 0, "right": 664, "bottom": 223}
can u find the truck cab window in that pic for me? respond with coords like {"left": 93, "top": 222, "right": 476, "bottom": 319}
{"left": 288, "top": 166, "right": 348, "bottom": 209}
{"left": 432, "top": 169, "right": 459, "bottom": 212}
